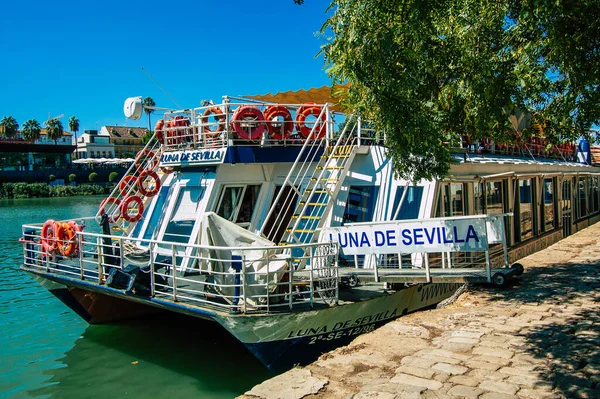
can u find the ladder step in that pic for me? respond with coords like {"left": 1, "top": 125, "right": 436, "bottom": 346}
{"left": 321, "top": 155, "right": 350, "bottom": 159}
{"left": 285, "top": 229, "right": 315, "bottom": 234}
{"left": 310, "top": 178, "right": 339, "bottom": 182}
{"left": 291, "top": 215, "right": 321, "bottom": 220}
{"left": 304, "top": 189, "right": 329, "bottom": 194}
{"left": 316, "top": 166, "right": 345, "bottom": 170}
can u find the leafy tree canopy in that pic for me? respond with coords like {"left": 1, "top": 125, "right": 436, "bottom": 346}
{"left": 321, "top": 0, "right": 600, "bottom": 180}
{"left": 0, "top": 116, "right": 19, "bottom": 138}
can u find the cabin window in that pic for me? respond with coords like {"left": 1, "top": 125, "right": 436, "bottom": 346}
{"left": 578, "top": 177, "right": 587, "bottom": 219}
{"left": 519, "top": 179, "right": 534, "bottom": 240}
{"left": 216, "top": 185, "right": 261, "bottom": 228}
{"left": 163, "top": 186, "right": 206, "bottom": 243}
{"left": 343, "top": 186, "right": 379, "bottom": 223}
{"left": 263, "top": 186, "right": 298, "bottom": 243}
{"left": 392, "top": 186, "right": 423, "bottom": 220}
{"left": 435, "top": 183, "right": 466, "bottom": 217}
{"left": 542, "top": 178, "right": 555, "bottom": 231}
{"left": 485, "top": 181, "right": 504, "bottom": 215}
{"left": 474, "top": 182, "right": 485, "bottom": 214}
{"left": 140, "top": 185, "right": 171, "bottom": 240}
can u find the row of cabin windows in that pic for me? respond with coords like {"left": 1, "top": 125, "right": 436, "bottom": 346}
{"left": 437, "top": 176, "right": 600, "bottom": 244}
{"left": 211, "top": 183, "right": 423, "bottom": 243}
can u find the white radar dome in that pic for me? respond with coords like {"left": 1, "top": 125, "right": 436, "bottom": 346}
{"left": 124, "top": 97, "right": 143, "bottom": 120}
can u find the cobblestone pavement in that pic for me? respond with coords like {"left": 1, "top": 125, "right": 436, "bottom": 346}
{"left": 239, "top": 222, "right": 600, "bottom": 399}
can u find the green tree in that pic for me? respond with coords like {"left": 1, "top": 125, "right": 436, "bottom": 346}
{"left": 89, "top": 172, "right": 98, "bottom": 182}
{"left": 69, "top": 116, "right": 80, "bottom": 156}
{"left": 321, "top": 0, "right": 600, "bottom": 180}
{"left": 49, "top": 174, "right": 56, "bottom": 182}
{"left": 45, "top": 118, "right": 64, "bottom": 144}
{"left": 142, "top": 97, "right": 156, "bottom": 131}
{"left": 109, "top": 172, "right": 119, "bottom": 182}
{"left": 0, "top": 116, "right": 19, "bottom": 139}
{"left": 22, "top": 119, "right": 42, "bottom": 142}
{"left": 69, "top": 174, "right": 77, "bottom": 183}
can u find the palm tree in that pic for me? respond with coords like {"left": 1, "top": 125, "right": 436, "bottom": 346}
{"left": 22, "top": 119, "right": 42, "bottom": 142}
{"left": 69, "top": 116, "right": 80, "bottom": 158}
{"left": 46, "top": 118, "right": 64, "bottom": 144}
{"left": 0, "top": 116, "right": 19, "bottom": 139}
{"left": 142, "top": 97, "right": 155, "bottom": 131}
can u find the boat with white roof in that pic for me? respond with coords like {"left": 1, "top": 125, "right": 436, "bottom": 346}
{"left": 20, "top": 89, "right": 600, "bottom": 370}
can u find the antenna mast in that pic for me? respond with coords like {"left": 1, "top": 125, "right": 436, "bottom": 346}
{"left": 141, "top": 67, "right": 183, "bottom": 110}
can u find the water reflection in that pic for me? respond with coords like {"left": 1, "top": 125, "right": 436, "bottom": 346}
{"left": 28, "top": 314, "right": 272, "bottom": 399}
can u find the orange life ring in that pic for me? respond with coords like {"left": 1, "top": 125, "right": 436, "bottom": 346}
{"left": 134, "top": 149, "right": 159, "bottom": 171}
{"left": 296, "top": 104, "right": 326, "bottom": 139}
{"left": 55, "top": 222, "right": 79, "bottom": 257}
{"left": 200, "top": 107, "right": 226, "bottom": 138}
{"left": 160, "top": 166, "right": 174, "bottom": 174}
{"left": 137, "top": 169, "right": 161, "bottom": 197}
{"left": 264, "top": 105, "right": 294, "bottom": 140}
{"left": 41, "top": 219, "right": 57, "bottom": 253}
{"left": 120, "top": 195, "right": 144, "bottom": 222}
{"left": 231, "top": 106, "right": 266, "bottom": 140}
{"left": 119, "top": 175, "right": 138, "bottom": 197}
{"left": 155, "top": 119, "right": 165, "bottom": 143}
{"left": 99, "top": 197, "right": 122, "bottom": 223}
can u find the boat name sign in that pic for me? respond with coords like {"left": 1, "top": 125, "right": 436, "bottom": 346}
{"left": 322, "top": 218, "right": 488, "bottom": 255}
{"left": 160, "top": 148, "right": 226, "bottom": 166}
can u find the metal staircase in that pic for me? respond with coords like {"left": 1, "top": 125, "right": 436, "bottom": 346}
{"left": 260, "top": 110, "right": 360, "bottom": 246}
{"left": 95, "top": 135, "right": 167, "bottom": 236}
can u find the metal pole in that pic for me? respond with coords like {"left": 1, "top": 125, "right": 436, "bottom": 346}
{"left": 171, "top": 244, "right": 177, "bottom": 301}
{"left": 424, "top": 253, "right": 431, "bottom": 283}
{"left": 149, "top": 242, "right": 155, "bottom": 297}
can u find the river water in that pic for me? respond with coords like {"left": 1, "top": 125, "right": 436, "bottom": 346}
{"left": 0, "top": 196, "right": 271, "bottom": 399}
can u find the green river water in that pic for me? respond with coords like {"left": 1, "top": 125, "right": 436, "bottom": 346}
{"left": 0, "top": 196, "right": 271, "bottom": 399}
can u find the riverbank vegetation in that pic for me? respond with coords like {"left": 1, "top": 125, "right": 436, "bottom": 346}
{"left": 0, "top": 183, "right": 107, "bottom": 199}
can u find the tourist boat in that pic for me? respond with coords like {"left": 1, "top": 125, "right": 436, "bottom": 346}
{"left": 20, "top": 89, "right": 600, "bottom": 371}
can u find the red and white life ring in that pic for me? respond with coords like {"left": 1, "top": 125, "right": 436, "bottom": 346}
{"left": 119, "top": 175, "right": 138, "bottom": 197}
{"left": 296, "top": 104, "right": 326, "bottom": 139}
{"left": 120, "top": 195, "right": 144, "bottom": 222}
{"left": 264, "top": 105, "right": 294, "bottom": 140}
{"left": 134, "top": 149, "right": 159, "bottom": 171}
{"left": 137, "top": 169, "right": 161, "bottom": 197}
{"left": 41, "top": 219, "right": 57, "bottom": 253}
{"left": 200, "top": 107, "right": 226, "bottom": 138}
{"left": 231, "top": 106, "right": 266, "bottom": 140}
{"left": 99, "top": 197, "right": 122, "bottom": 223}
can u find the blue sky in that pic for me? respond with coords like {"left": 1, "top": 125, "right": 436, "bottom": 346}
{"left": 0, "top": 0, "right": 332, "bottom": 134}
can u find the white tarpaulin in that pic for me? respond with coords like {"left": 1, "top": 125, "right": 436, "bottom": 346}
{"left": 321, "top": 216, "right": 500, "bottom": 256}
{"left": 197, "top": 212, "right": 289, "bottom": 307}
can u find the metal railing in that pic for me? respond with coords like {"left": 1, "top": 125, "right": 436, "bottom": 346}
{"left": 21, "top": 222, "right": 339, "bottom": 314}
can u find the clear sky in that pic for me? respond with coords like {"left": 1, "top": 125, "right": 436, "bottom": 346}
{"left": 0, "top": 0, "right": 332, "bottom": 135}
